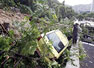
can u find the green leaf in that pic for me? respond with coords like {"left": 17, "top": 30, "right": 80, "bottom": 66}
{"left": 9, "top": 30, "right": 14, "bottom": 37}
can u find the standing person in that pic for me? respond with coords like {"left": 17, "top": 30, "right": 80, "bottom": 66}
{"left": 73, "top": 23, "right": 82, "bottom": 44}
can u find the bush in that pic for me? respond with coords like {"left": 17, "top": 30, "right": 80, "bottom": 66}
{"left": 0, "top": 0, "right": 16, "bottom": 7}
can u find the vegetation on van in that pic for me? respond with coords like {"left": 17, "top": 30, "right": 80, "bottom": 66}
{"left": 0, "top": 0, "right": 87, "bottom": 68}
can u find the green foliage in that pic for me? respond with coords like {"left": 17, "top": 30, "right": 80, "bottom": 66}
{"left": 79, "top": 42, "right": 86, "bottom": 60}
{"left": 0, "top": 0, "right": 75, "bottom": 68}
{"left": 0, "top": 0, "right": 16, "bottom": 7}
{"left": 77, "top": 12, "right": 94, "bottom": 20}
{"left": 80, "top": 25, "right": 94, "bottom": 43}
{"left": 18, "top": 4, "right": 32, "bottom": 14}
{"left": 86, "top": 12, "right": 94, "bottom": 18}
{"left": 76, "top": 14, "right": 85, "bottom": 21}
{"left": 58, "top": 5, "right": 76, "bottom": 21}
{"left": 0, "top": 36, "right": 12, "bottom": 51}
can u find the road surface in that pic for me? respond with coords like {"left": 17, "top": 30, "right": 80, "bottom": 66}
{"left": 80, "top": 42, "right": 94, "bottom": 68}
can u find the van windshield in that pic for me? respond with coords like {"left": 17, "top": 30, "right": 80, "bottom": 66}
{"left": 47, "top": 32, "right": 65, "bottom": 53}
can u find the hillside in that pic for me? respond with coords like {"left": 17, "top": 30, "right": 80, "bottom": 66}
{"left": 72, "top": 4, "right": 91, "bottom": 13}
{"left": 0, "top": 9, "right": 27, "bottom": 25}
{"left": 0, "top": 0, "right": 74, "bottom": 68}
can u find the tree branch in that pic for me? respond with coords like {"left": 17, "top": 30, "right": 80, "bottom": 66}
{"left": 14, "top": 57, "right": 22, "bottom": 68}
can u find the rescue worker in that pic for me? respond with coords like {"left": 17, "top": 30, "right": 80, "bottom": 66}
{"left": 73, "top": 23, "right": 82, "bottom": 44}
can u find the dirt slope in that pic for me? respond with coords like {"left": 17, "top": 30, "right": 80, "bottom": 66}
{"left": 0, "top": 9, "right": 28, "bottom": 25}
{"left": 0, "top": 9, "right": 29, "bottom": 38}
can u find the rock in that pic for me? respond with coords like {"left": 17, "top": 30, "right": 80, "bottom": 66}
{"left": 10, "top": 7, "right": 20, "bottom": 13}
{"left": 14, "top": 29, "right": 21, "bottom": 39}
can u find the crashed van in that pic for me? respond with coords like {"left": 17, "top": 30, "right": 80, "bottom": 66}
{"left": 37, "top": 30, "right": 69, "bottom": 61}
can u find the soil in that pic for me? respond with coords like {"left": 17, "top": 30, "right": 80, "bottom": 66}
{"left": 0, "top": 9, "right": 28, "bottom": 25}
{"left": 0, "top": 9, "right": 29, "bottom": 38}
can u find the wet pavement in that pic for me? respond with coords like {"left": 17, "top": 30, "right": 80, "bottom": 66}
{"left": 80, "top": 42, "right": 94, "bottom": 68}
